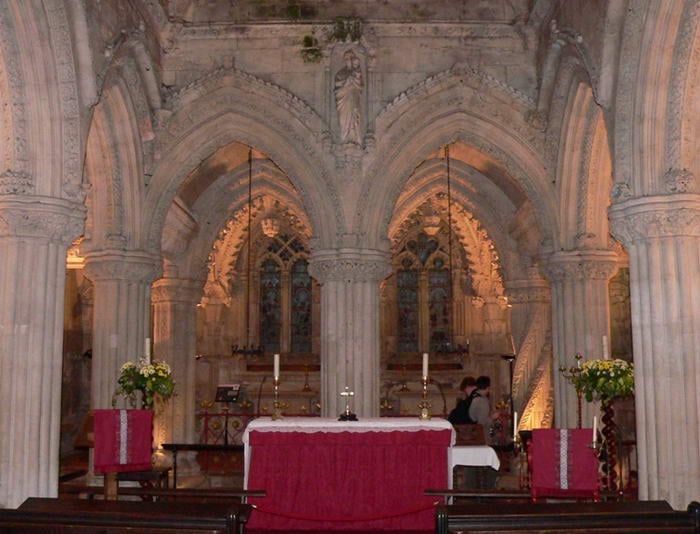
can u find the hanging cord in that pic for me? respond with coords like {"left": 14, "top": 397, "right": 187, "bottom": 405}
{"left": 246, "top": 148, "right": 253, "bottom": 349}
{"left": 445, "top": 144, "right": 455, "bottom": 350}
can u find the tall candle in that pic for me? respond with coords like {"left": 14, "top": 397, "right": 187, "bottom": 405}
{"left": 602, "top": 335, "right": 609, "bottom": 360}
{"left": 592, "top": 416, "right": 597, "bottom": 444}
{"left": 422, "top": 352, "right": 429, "bottom": 379}
{"left": 273, "top": 353, "right": 280, "bottom": 380}
{"left": 513, "top": 411, "right": 518, "bottom": 440}
{"left": 509, "top": 334, "right": 516, "bottom": 355}
{"left": 145, "top": 338, "right": 151, "bottom": 364}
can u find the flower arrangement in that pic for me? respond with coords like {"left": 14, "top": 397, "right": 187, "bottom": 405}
{"left": 567, "top": 358, "right": 635, "bottom": 402}
{"left": 112, "top": 359, "right": 175, "bottom": 410}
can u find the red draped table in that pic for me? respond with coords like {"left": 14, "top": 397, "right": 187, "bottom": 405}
{"left": 243, "top": 417, "right": 454, "bottom": 532}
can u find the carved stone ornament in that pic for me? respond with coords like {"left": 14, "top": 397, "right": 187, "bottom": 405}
{"left": 334, "top": 48, "right": 365, "bottom": 146}
{"left": 151, "top": 278, "right": 203, "bottom": 304}
{"left": 0, "top": 170, "right": 33, "bottom": 195}
{"left": 664, "top": 168, "right": 695, "bottom": 194}
{"left": 610, "top": 194, "right": 700, "bottom": 244}
{"left": 308, "top": 249, "right": 391, "bottom": 284}
{"left": 507, "top": 285, "right": 551, "bottom": 305}
{"left": 543, "top": 250, "right": 619, "bottom": 282}
{"left": 611, "top": 182, "right": 633, "bottom": 203}
{"left": 83, "top": 249, "right": 162, "bottom": 283}
{"left": 0, "top": 196, "right": 84, "bottom": 245}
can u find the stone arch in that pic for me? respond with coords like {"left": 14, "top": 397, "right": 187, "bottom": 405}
{"left": 613, "top": 1, "right": 690, "bottom": 197}
{"left": 82, "top": 32, "right": 161, "bottom": 251}
{"left": 556, "top": 78, "right": 604, "bottom": 250}
{"left": 358, "top": 66, "right": 556, "bottom": 253}
{"left": 667, "top": 1, "right": 700, "bottom": 187}
{"left": 146, "top": 69, "right": 339, "bottom": 251}
{"left": 178, "top": 162, "right": 312, "bottom": 293}
{"left": 388, "top": 156, "right": 513, "bottom": 300}
{"left": 0, "top": 0, "right": 91, "bottom": 201}
{"left": 83, "top": 77, "right": 147, "bottom": 249}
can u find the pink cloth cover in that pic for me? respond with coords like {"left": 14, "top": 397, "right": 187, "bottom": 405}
{"left": 94, "top": 409, "right": 153, "bottom": 474}
{"left": 530, "top": 428, "right": 599, "bottom": 501}
{"left": 246, "top": 429, "right": 451, "bottom": 531}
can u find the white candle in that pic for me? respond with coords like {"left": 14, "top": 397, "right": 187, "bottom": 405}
{"left": 273, "top": 353, "right": 280, "bottom": 380}
{"left": 602, "top": 335, "right": 609, "bottom": 360}
{"left": 145, "top": 338, "right": 151, "bottom": 364}
{"left": 422, "top": 352, "right": 429, "bottom": 379}
{"left": 592, "top": 416, "right": 597, "bottom": 444}
{"left": 513, "top": 411, "right": 518, "bottom": 440}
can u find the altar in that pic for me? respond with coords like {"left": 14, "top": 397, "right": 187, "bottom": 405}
{"left": 242, "top": 417, "right": 454, "bottom": 532}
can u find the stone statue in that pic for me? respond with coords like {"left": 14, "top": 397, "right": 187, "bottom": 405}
{"left": 334, "top": 50, "right": 363, "bottom": 145}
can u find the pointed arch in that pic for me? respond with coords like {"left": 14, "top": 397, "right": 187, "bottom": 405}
{"left": 358, "top": 66, "right": 555, "bottom": 253}
{"left": 145, "top": 69, "right": 339, "bottom": 251}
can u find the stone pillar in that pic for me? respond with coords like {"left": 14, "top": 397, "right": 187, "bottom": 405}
{"left": 544, "top": 250, "right": 618, "bottom": 428}
{"left": 507, "top": 271, "right": 553, "bottom": 429}
{"left": 0, "top": 196, "right": 84, "bottom": 508}
{"left": 309, "top": 249, "right": 391, "bottom": 418}
{"left": 151, "top": 278, "right": 202, "bottom": 475}
{"left": 151, "top": 278, "right": 201, "bottom": 445}
{"left": 610, "top": 194, "right": 700, "bottom": 509}
{"left": 83, "top": 249, "right": 162, "bottom": 409}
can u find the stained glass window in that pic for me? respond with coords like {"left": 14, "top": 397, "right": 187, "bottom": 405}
{"left": 428, "top": 264, "right": 450, "bottom": 352}
{"left": 291, "top": 260, "right": 312, "bottom": 353}
{"left": 397, "top": 269, "right": 419, "bottom": 353}
{"left": 260, "top": 259, "right": 281, "bottom": 353}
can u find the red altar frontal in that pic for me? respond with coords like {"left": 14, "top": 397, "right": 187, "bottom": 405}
{"left": 243, "top": 418, "right": 454, "bottom": 532}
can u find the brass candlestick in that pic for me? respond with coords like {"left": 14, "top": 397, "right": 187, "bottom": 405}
{"left": 418, "top": 376, "right": 432, "bottom": 420}
{"left": 302, "top": 366, "right": 311, "bottom": 392}
{"left": 559, "top": 352, "right": 584, "bottom": 428}
{"left": 272, "top": 377, "right": 283, "bottom": 420}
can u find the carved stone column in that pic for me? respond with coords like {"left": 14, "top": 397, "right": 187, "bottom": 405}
{"left": 151, "top": 278, "right": 202, "bottom": 476}
{"left": 0, "top": 196, "right": 84, "bottom": 507}
{"left": 309, "top": 248, "right": 391, "bottom": 418}
{"left": 610, "top": 194, "right": 700, "bottom": 509}
{"left": 83, "top": 249, "right": 162, "bottom": 409}
{"left": 543, "top": 250, "right": 618, "bottom": 428}
{"left": 507, "top": 271, "right": 552, "bottom": 429}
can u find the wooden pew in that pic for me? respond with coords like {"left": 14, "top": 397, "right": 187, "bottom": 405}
{"left": 0, "top": 496, "right": 251, "bottom": 534}
{"left": 434, "top": 500, "right": 700, "bottom": 533}
{"left": 59, "top": 482, "right": 265, "bottom": 503}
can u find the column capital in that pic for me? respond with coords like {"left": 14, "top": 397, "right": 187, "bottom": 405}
{"left": 151, "top": 278, "right": 204, "bottom": 304}
{"left": 506, "top": 275, "right": 551, "bottom": 304}
{"left": 0, "top": 195, "right": 85, "bottom": 245}
{"left": 83, "top": 249, "right": 162, "bottom": 283}
{"left": 308, "top": 247, "right": 391, "bottom": 284}
{"left": 543, "top": 249, "right": 619, "bottom": 282}
{"left": 610, "top": 193, "right": 700, "bottom": 245}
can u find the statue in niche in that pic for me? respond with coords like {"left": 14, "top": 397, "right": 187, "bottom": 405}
{"left": 334, "top": 50, "right": 363, "bottom": 145}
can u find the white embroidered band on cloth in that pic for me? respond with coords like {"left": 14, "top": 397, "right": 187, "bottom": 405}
{"left": 559, "top": 428, "right": 569, "bottom": 489}
{"left": 119, "top": 409, "right": 128, "bottom": 464}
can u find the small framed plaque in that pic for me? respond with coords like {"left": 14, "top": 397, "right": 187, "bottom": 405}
{"left": 215, "top": 383, "right": 241, "bottom": 403}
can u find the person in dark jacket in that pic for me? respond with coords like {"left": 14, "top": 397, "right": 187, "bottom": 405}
{"left": 448, "top": 376, "right": 477, "bottom": 424}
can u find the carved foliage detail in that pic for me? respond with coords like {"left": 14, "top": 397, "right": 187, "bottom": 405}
{"left": 308, "top": 257, "right": 391, "bottom": 284}
{"left": 0, "top": 199, "right": 84, "bottom": 245}
{"left": 664, "top": 168, "right": 695, "bottom": 193}
{"left": 83, "top": 250, "right": 162, "bottom": 283}
{"left": 0, "top": 170, "right": 33, "bottom": 194}
{"left": 611, "top": 206, "right": 700, "bottom": 243}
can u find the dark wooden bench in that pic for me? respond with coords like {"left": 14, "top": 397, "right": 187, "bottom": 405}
{"left": 435, "top": 500, "right": 700, "bottom": 533}
{"left": 425, "top": 488, "right": 623, "bottom": 504}
{"left": 0, "top": 496, "right": 251, "bottom": 534}
{"left": 59, "top": 482, "right": 265, "bottom": 503}
{"left": 426, "top": 488, "right": 532, "bottom": 503}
